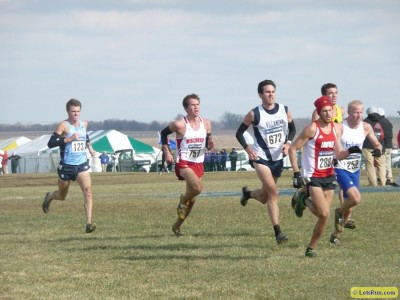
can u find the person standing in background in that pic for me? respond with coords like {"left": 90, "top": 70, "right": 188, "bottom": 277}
{"left": 220, "top": 149, "right": 228, "bottom": 171}
{"left": 362, "top": 106, "right": 386, "bottom": 186}
{"left": 378, "top": 107, "right": 398, "bottom": 187}
{"left": 0, "top": 151, "right": 9, "bottom": 174}
{"left": 9, "top": 152, "right": 22, "bottom": 174}
{"left": 99, "top": 152, "right": 110, "bottom": 172}
{"left": 229, "top": 148, "right": 238, "bottom": 171}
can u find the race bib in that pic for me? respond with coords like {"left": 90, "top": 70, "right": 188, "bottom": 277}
{"left": 261, "top": 128, "right": 284, "bottom": 148}
{"left": 345, "top": 158, "right": 361, "bottom": 171}
{"left": 71, "top": 140, "right": 86, "bottom": 153}
{"left": 188, "top": 144, "right": 202, "bottom": 158}
{"left": 318, "top": 154, "right": 333, "bottom": 170}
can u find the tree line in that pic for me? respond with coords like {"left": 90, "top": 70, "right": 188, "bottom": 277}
{"left": 1, "top": 113, "right": 398, "bottom": 136}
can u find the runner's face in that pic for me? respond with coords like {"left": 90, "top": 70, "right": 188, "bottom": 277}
{"left": 68, "top": 105, "right": 81, "bottom": 122}
{"left": 185, "top": 98, "right": 200, "bottom": 116}
{"left": 326, "top": 88, "right": 338, "bottom": 105}
{"left": 259, "top": 85, "right": 275, "bottom": 106}
{"left": 319, "top": 106, "right": 333, "bottom": 123}
{"left": 349, "top": 104, "right": 364, "bottom": 124}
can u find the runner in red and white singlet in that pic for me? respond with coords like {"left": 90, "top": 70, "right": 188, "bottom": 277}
{"left": 160, "top": 94, "right": 214, "bottom": 237}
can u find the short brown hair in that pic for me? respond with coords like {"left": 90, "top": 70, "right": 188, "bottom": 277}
{"left": 182, "top": 94, "right": 200, "bottom": 108}
{"left": 66, "top": 98, "right": 82, "bottom": 111}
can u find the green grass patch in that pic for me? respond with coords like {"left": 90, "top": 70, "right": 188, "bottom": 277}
{"left": 1, "top": 170, "right": 399, "bottom": 299}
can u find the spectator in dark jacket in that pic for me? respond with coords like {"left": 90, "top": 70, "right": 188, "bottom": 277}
{"left": 9, "top": 152, "right": 22, "bottom": 174}
{"left": 378, "top": 108, "right": 398, "bottom": 186}
{"left": 362, "top": 106, "right": 386, "bottom": 186}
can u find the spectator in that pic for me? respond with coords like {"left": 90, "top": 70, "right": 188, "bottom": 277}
{"left": 377, "top": 108, "right": 398, "bottom": 187}
{"left": 362, "top": 106, "right": 386, "bottom": 186}
{"left": 215, "top": 150, "right": 221, "bottom": 171}
{"left": 9, "top": 152, "right": 22, "bottom": 174}
{"left": 229, "top": 148, "right": 238, "bottom": 171}
{"left": 111, "top": 153, "right": 118, "bottom": 172}
{"left": 0, "top": 151, "right": 9, "bottom": 174}
{"left": 204, "top": 150, "right": 211, "bottom": 172}
{"left": 220, "top": 149, "right": 228, "bottom": 171}
{"left": 99, "top": 152, "right": 110, "bottom": 172}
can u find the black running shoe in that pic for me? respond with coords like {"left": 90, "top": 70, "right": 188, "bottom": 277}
{"left": 172, "top": 223, "right": 182, "bottom": 237}
{"left": 42, "top": 192, "right": 51, "bottom": 213}
{"left": 344, "top": 219, "right": 356, "bottom": 229}
{"left": 240, "top": 186, "right": 250, "bottom": 206}
{"left": 85, "top": 223, "right": 97, "bottom": 233}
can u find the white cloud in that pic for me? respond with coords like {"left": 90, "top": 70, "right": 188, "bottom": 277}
{"left": 1, "top": 1, "right": 400, "bottom": 124}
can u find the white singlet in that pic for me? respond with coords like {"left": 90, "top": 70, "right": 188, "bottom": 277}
{"left": 252, "top": 104, "right": 289, "bottom": 161}
{"left": 176, "top": 117, "right": 207, "bottom": 163}
{"left": 336, "top": 119, "right": 365, "bottom": 173}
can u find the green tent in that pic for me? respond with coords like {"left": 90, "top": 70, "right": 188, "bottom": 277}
{"left": 89, "top": 130, "right": 155, "bottom": 154}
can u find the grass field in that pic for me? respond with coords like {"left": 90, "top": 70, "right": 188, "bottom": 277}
{"left": 1, "top": 170, "right": 399, "bottom": 299}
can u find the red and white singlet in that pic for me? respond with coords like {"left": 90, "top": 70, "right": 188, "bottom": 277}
{"left": 176, "top": 117, "right": 207, "bottom": 163}
{"left": 301, "top": 121, "right": 337, "bottom": 178}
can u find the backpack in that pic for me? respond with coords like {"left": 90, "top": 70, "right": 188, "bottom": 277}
{"left": 373, "top": 122, "right": 385, "bottom": 142}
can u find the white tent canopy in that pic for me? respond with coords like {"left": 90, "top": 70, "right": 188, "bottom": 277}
{"left": 8, "top": 130, "right": 158, "bottom": 174}
{"left": 0, "top": 136, "right": 31, "bottom": 152}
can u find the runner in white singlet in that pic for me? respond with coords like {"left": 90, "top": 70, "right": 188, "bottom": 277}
{"left": 330, "top": 100, "right": 382, "bottom": 244}
{"left": 160, "top": 94, "right": 214, "bottom": 237}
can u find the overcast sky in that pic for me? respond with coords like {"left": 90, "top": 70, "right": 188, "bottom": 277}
{"left": 1, "top": 0, "right": 399, "bottom": 125}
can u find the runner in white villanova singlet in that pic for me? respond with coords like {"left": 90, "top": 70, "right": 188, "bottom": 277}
{"left": 252, "top": 103, "right": 289, "bottom": 162}
{"left": 235, "top": 80, "right": 296, "bottom": 245}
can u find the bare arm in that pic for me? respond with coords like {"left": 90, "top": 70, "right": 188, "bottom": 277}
{"left": 289, "top": 122, "right": 317, "bottom": 173}
{"left": 83, "top": 121, "right": 96, "bottom": 157}
{"left": 282, "top": 109, "right": 294, "bottom": 156}
{"left": 241, "top": 110, "right": 258, "bottom": 161}
{"left": 364, "top": 122, "right": 382, "bottom": 151}
{"left": 311, "top": 109, "right": 319, "bottom": 122}
{"left": 203, "top": 118, "right": 215, "bottom": 150}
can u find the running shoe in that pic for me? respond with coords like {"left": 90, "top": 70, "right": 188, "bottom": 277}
{"left": 344, "top": 219, "right": 356, "bottom": 229}
{"left": 240, "top": 186, "right": 250, "bottom": 206}
{"left": 330, "top": 234, "right": 339, "bottom": 245}
{"left": 42, "top": 192, "right": 51, "bottom": 213}
{"left": 291, "top": 189, "right": 299, "bottom": 209}
{"left": 85, "top": 223, "right": 97, "bottom": 233}
{"left": 276, "top": 232, "right": 288, "bottom": 245}
{"left": 172, "top": 223, "right": 182, "bottom": 237}
{"left": 334, "top": 208, "right": 344, "bottom": 233}
{"left": 294, "top": 192, "right": 306, "bottom": 217}
{"left": 305, "top": 248, "right": 316, "bottom": 258}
